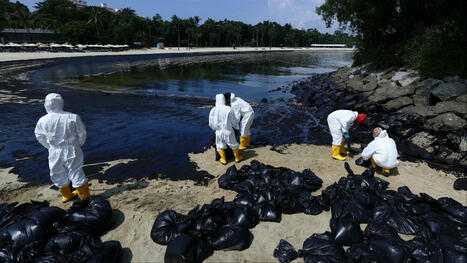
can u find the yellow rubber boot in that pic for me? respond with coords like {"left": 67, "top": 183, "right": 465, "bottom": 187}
{"left": 246, "top": 135, "right": 251, "bottom": 147}
{"left": 239, "top": 137, "right": 247, "bottom": 150}
{"left": 332, "top": 145, "right": 346, "bottom": 161}
{"left": 370, "top": 157, "right": 377, "bottom": 169}
{"left": 382, "top": 168, "right": 391, "bottom": 176}
{"left": 217, "top": 149, "right": 227, "bottom": 165}
{"left": 340, "top": 140, "right": 350, "bottom": 155}
{"left": 233, "top": 148, "right": 243, "bottom": 163}
{"left": 59, "top": 184, "right": 77, "bottom": 203}
{"left": 75, "top": 182, "right": 91, "bottom": 200}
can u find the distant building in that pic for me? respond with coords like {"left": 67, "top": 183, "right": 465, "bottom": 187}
{"left": 0, "top": 28, "right": 62, "bottom": 43}
{"left": 71, "top": 0, "right": 87, "bottom": 7}
{"left": 100, "top": 3, "right": 119, "bottom": 13}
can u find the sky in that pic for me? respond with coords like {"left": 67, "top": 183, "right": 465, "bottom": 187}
{"left": 17, "top": 0, "right": 340, "bottom": 33}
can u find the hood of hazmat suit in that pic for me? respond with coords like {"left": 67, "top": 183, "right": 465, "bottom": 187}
{"left": 362, "top": 130, "right": 399, "bottom": 169}
{"left": 209, "top": 94, "right": 239, "bottom": 131}
{"left": 230, "top": 93, "right": 254, "bottom": 121}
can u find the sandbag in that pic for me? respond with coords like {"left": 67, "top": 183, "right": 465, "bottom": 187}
{"left": 151, "top": 210, "right": 190, "bottom": 245}
{"left": 330, "top": 218, "right": 363, "bottom": 246}
{"left": 273, "top": 239, "right": 299, "bottom": 263}
{"left": 209, "top": 226, "right": 253, "bottom": 251}
{"left": 64, "top": 196, "right": 113, "bottom": 234}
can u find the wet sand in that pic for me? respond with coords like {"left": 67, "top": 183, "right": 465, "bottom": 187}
{"left": 0, "top": 144, "right": 464, "bottom": 262}
{"left": 0, "top": 47, "right": 354, "bottom": 63}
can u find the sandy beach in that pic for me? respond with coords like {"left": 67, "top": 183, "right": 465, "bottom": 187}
{"left": 0, "top": 47, "right": 354, "bottom": 62}
{"left": 1, "top": 144, "right": 464, "bottom": 262}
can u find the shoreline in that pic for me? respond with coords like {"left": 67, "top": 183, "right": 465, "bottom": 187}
{"left": 1, "top": 144, "right": 464, "bottom": 262}
{"left": 0, "top": 47, "right": 355, "bottom": 63}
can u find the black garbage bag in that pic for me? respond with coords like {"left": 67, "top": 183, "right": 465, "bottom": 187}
{"left": 346, "top": 243, "right": 371, "bottom": 263}
{"left": 218, "top": 166, "right": 242, "bottom": 190}
{"left": 421, "top": 211, "right": 460, "bottom": 237}
{"left": 35, "top": 254, "right": 66, "bottom": 263}
{"left": 301, "top": 232, "right": 346, "bottom": 263}
{"left": 273, "top": 239, "right": 299, "bottom": 263}
{"left": 330, "top": 218, "right": 363, "bottom": 246}
{"left": 228, "top": 207, "right": 259, "bottom": 229}
{"left": 0, "top": 201, "right": 50, "bottom": 230}
{"left": 364, "top": 223, "right": 408, "bottom": 263}
{"left": 254, "top": 203, "right": 282, "bottom": 222}
{"left": 355, "top": 157, "right": 371, "bottom": 167}
{"left": 64, "top": 196, "right": 113, "bottom": 235}
{"left": 276, "top": 192, "right": 303, "bottom": 214}
{"left": 436, "top": 235, "right": 467, "bottom": 262}
{"left": 454, "top": 177, "right": 467, "bottom": 191}
{"left": 352, "top": 188, "right": 378, "bottom": 209}
{"left": 164, "top": 234, "right": 213, "bottom": 263}
{"left": 372, "top": 203, "right": 421, "bottom": 235}
{"left": 233, "top": 194, "right": 255, "bottom": 208}
{"left": 299, "top": 194, "right": 322, "bottom": 215}
{"left": 151, "top": 210, "right": 190, "bottom": 245}
{"left": 438, "top": 197, "right": 467, "bottom": 225}
{"left": 301, "top": 169, "right": 323, "bottom": 192}
{"left": 44, "top": 229, "right": 93, "bottom": 256}
{"left": 231, "top": 177, "right": 256, "bottom": 194}
{"left": 0, "top": 206, "right": 64, "bottom": 254}
{"left": 87, "top": 241, "right": 123, "bottom": 263}
{"left": 209, "top": 225, "right": 253, "bottom": 251}
{"left": 332, "top": 199, "right": 372, "bottom": 223}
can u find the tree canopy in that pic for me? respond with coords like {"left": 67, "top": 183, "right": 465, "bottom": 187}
{"left": 0, "top": 0, "right": 355, "bottom": 48}
{"left": 317, "top": 0, "right": 467, "bottom": 77}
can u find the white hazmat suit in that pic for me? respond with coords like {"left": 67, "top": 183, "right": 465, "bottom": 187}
{"left": 362, "top": 130, "right": 399, "bottom": 169}
{"left": 34, "top": 93, "right": 87, "bottom": 189}
{"left": 230, "top": 93, "right": 254, "bottom": 137}
{"left": 209, "top": 94, "right": 240, "bottom": 150}
{"left": 327, "top": 110, "right": 358, "bottom": 145}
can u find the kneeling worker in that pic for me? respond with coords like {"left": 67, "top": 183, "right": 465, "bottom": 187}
{"left": 362, "top": 127, "right": 399, "bottom": 176}
{"left": 209, "top": 94, "right": 243, "bottom": 164}
{"left": 35, "top": 93, "right": 90, "bottom": 202}
{"left": 224, "top": 93, "right": 254, "bottom": 150}
{"left": 327, "top": 109, "right": 366, "bottom": 160}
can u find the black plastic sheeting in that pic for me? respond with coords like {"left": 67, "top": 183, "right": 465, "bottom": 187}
{"left": 0, "top": 196, "right": 122, "bottom": 263}
{"left": 151, "top": 160, "right": 324, "bottom": 262}
{"left": 274, "top": 163, "right": 467, "bottom": 263}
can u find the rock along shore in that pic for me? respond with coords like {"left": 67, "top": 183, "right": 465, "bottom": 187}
{"left": 289, "top": 64, "right": 467, "bottom": 174}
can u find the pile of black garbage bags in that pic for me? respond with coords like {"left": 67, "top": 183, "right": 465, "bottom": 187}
{"left": 274, "top": 163, "right": 467, "bottom": 263}
{"left": 0, "top": 196, "right": 122, "bottom": 263}
{"left": 151, "top": 160, "right": 324, "bottom": 263}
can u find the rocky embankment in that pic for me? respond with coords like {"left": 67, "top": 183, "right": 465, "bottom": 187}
{"left": 289, "top": 64, "right": 467, "bottom": 174}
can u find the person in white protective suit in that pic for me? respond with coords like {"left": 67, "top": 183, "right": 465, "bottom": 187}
{"left": 34, "top": 93, "right": 90, "bottom": 202}
{"left": 209, "top": 94, "right": 243, "bottom": 164}
{"left": 224, "top": 93, "right": 254, "bottom": 149}
{"left": 327, "top": 109, "right": 367, "bottom": 161}
{"left": 362, "top": 127, "right": 399, "bottom": 176}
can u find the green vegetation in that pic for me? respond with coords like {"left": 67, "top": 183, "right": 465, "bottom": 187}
{"left": 0, "top": 0, "right": 355, "bottom": 48}
{"left": 317, "top": 0, "right": 467, "bottom": 77}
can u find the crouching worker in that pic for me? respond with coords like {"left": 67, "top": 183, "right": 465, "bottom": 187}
{"left": 35, "top": 93, "right": 90, "bottom": 202}
{"left": 327, "top": 109, "right": 366, "bottom": 161}
{"left": 209, "top": 94, "right": 243, "bottom": 164}
{"left": 362, "top": 127, "right": 399, "bottom": 176}
{"left": 224, "top": 93, "right": 254, "bottom": 150}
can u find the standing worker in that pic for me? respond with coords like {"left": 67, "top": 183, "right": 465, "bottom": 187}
{"left": 362, "top": 127, "right": 399, "bottom": 176}
{"left": 35, "top": 93, "right": 90, "bottom": 202}
{"left": 209, "top": 94, "right": 243, "bottom": 164}
{"left": 224, "top": 93, "right": 254, "bottom": 150}
{"left": 327, "top": 109, "right": 366, "bottom": 161}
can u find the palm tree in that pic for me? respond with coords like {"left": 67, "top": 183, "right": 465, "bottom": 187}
{"left": 88, "top": 7, "right": 103, "bottom": 43}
